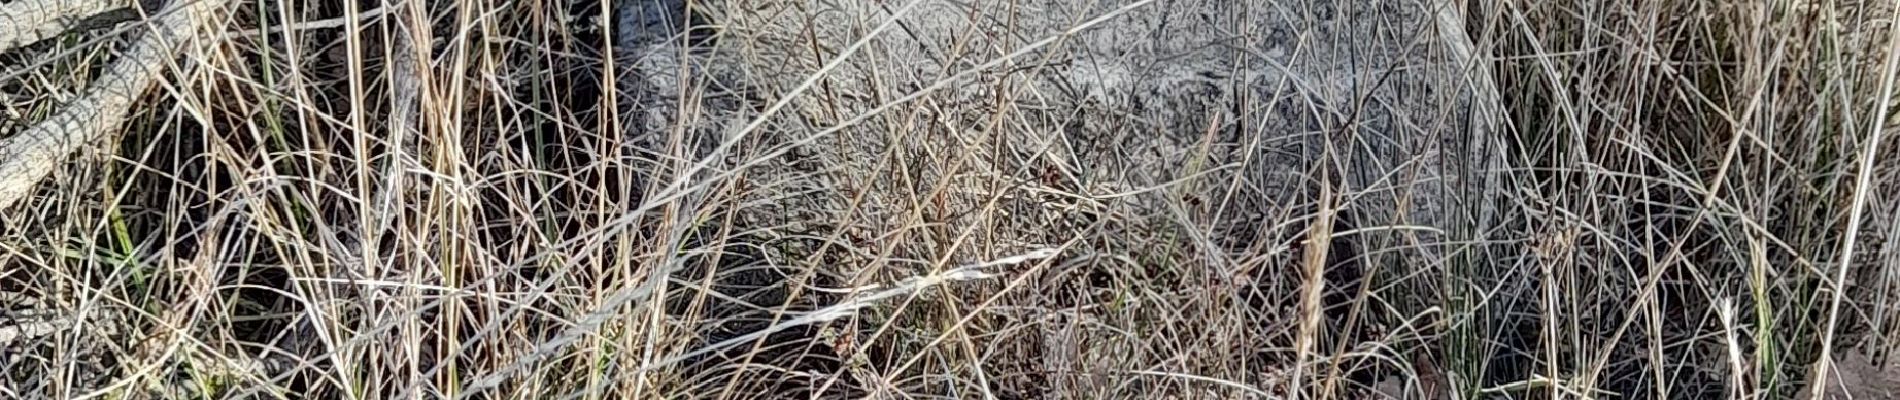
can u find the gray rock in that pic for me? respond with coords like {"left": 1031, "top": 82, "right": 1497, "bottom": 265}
{"left": 628, "top": 1, "right": 1511, "bottom": 395}
{"left": 700, "top": 0, "right": 1506, "bottom": 261}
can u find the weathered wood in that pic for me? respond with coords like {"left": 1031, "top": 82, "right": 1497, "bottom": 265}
{"left": 0, "top": 0, "right": 124, "bottom": 53}
{"left": 0, "top": 0, "right": 226, "bottom": 209}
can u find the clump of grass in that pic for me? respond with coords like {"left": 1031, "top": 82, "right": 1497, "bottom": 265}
{"left": 0, "top": 0, "right": 1895, "bottom": 399}
{"left": 1474, "top": 0, "right": 1898, "bottom": 397}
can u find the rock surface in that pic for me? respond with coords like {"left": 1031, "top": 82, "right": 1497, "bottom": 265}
{"left": 622, "top": 0, "right": 1508, "bottom": 395}
{"left": 705, "top": 0, "right": 1505, "bottom": 268}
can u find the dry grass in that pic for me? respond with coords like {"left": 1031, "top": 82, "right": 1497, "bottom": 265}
{"left": 0, "top": 0, "right": 1895, "bottom": 399}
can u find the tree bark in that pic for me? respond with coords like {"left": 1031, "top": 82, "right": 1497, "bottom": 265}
{"left": 0, "top": 0, "right": 225, "bottom": 209}
{"left": 0, "top": 0, "right": 124, "bottom": 53}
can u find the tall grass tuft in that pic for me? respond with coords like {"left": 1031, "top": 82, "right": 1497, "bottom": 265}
{"left": 0, "top": 0, "right": 1894, "bottom": 398}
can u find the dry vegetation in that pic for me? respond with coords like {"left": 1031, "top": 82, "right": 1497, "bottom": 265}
{"left": 0, "top": 0, "right": 1896, "bottom": 399}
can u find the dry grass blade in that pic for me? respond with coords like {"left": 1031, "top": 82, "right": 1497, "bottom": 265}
{"left": 1294, "top": 178, "right": 1337, "bottom": 398}
{"left": 1812, "top": 3, "right": 1900, "bottom": 398}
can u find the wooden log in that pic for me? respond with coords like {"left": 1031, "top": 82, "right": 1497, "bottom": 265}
{"left": 0, "top": 0, "right": 227, "bottom": 209}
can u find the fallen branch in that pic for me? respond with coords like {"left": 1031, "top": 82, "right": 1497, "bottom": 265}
{"left": 0, "top": 0, "right": 124, "bottom": 53}
{"left": 0, "top": 0, "right": 226, "bottom": 209}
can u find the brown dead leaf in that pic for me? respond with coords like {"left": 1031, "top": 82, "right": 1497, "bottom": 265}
{"left": 1370, "top": 352, "right": 1451, "bottom": 400}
